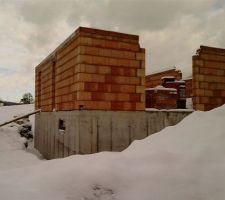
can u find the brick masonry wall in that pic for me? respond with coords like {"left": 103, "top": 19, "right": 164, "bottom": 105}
{"left": 192, "top": 45, "right": 225, "bottom": 111}
{"left": 35, "top": 27, "right": 145, "bottom": 111}
{"left": 146, "top": 88, "right": 178, "bottom": 109}
{"left": 184, "top": 79, "right": 192, "bottom": 98}
{"left": 145, "top": 68, "right": 182, "bottom": 88}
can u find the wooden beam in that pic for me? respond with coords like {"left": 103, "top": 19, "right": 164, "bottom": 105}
{"left": 0, "top": 109, "right": 41, "bottom": 127}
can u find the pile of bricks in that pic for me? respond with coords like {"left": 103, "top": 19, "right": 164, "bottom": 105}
{"left": 35, "top": 27, "right": 145, "bottom": 111}
{"left": 145, "top": 68, "right": 182, "bottom": 88}
{"left": 146, "top": 86, "right": 178, "bottom": 109}
{"left": 193, "top": 46, "right": 225, "bottom": 111}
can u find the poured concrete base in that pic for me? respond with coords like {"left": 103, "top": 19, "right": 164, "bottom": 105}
{"left": 35, "top": 110, "right": 192, "bottom": 159}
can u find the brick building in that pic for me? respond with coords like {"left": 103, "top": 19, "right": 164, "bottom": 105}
{"left": 35, "top": 27, "right": 145, "bottom": 112}
{"left": 183, "top": 78, "right": 192, "bottom": 98}
{"left": 35, "top": 27, "right": 149, "bottom": 159}
{"left": 145, "top": 76, "right": 186, "bottom": 109}
{"left": 145, "top": 67, "right": 182, "bottom": 88}
{"left": 193, "top": 45, "right": 225, "bottom": 111}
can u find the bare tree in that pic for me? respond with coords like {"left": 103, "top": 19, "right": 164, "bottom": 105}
{"left": 21, "top": 93, "right": 34, "bottom": 104}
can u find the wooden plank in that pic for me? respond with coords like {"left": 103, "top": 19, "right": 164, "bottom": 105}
{"left": 0, "top": 109, "right": 41, "bottom": 127}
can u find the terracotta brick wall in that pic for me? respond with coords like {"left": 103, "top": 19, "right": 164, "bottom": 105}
{"left": 145, "top": 68, "right": 182, "bottom": 88}
{"left": 35, "top": 27, "right": 145, "bottom": 111}
{"left": 193, "top": 46, "right": 225, "bottom": 111}
{"left": 146, "top": 87, "right": 178, "bottom": 109}
{"left": 184, "top": 79, "right": 192, "bottom": 98}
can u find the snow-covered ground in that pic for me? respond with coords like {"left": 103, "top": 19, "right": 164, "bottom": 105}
{"left": 0, "top": 104, "right": 225, "bottom": 200}
{"left": 0, "top": 104, "right": 43, "bottom": 171}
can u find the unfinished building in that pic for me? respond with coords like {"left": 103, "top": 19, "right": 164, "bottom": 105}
{"left": 35, "top": 27, "right": 191, "bottom": 159}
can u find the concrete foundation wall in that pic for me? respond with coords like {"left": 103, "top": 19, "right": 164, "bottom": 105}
{"left": 35, "top": 110, "right": 192, "bottom": 159}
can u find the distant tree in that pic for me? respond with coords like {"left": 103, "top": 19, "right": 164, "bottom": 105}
{"left": 21, "top": 93, "right": 34, "bottom": 104}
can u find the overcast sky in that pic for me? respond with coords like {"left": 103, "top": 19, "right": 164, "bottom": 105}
{"left": 0, "top": 0, "right": 225, "bottom": 102}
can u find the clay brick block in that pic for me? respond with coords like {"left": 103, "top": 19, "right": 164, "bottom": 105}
{"left": 205, "top": 90, "right": 213, "bottom": 97}
{"left": 136, "top": 52, "right": 145, "bottom": 61}
{"left": 213, "top": 90, "right": 221, "bottom": 97}
{"left": 204, "top": 61, "right": 225, "bottom": 69}
{"left": 140, "top": 60, "right": 145, "bottom": 68}
{"left": 91, "top": 92, "right": 105, "bottom": 101}
{"left": 84, "top": 82, "right": 98, "bottom": 91}
{"left": 70, "top": 82, "right": 85, "bottom": 92}
{"left": 141, "top": 94, "right": 145, "bottom": 102}
{"left": 104, "top": 93, "right": 117, "bottom": 101}
{"left": 77, "top": 91, "right": 92, "bottom": 100}
{"left": 111, "top": 101, "right": 136, "bottom": 111}
{"left": 79, "top": 46, "right": 99, "bottom": 55}
{"left": 111, "top": 67, "right": 135, "bottom": 76}
{"left": 98, "top": 66, "right": 111, "bottom": 74}
{"left": 92, "top": 38, "right": 106, "bottom": 48}
{"left": 77, "top": 100, "right": 111, "bottom": 110}
{"left": 136, "top": 102, "right": 145, "bottom": 111}
{"left": 221, "top": 91, "right": 225, "bottom": 97}
{"left": 61, "top": 102, "right": 73, "bottom": 111}
{"left": 129, "top": 94, "right": 141, "bottom": 102}
{"left": 77, "top": 73, "right": 105, "bottom": 83}
{"left": 111, "top": 85, "right": 135, "bottom": 93}
{"left": 79, "top": 37, "right": 93, "bottom": 46}
{"left": 98, "top": 83, "right": 111, "bottom": 92}
{"left": 136, "top": 85, "right": 145, "bottom": 94}
{"left": 61, "top": 94, "right": 73, "bottom": 102}
{"left": 200, "top": 97, "right": 209, "bottom": 104}
{"left": 99, "top": 48, "right": 111, "bottom": 57}
{"left": 105, "top": 40, "right": 118, "bottom": 49}
{"left": 83, "top": 65, "right": 98, "bottom": 73}
{"left": 194, "top": 74, "right": 205, "bottom": 82}
{"left": 111, "top": 50, "right": 135, "bottom": 59}
{"left": 193, "top": 66, "right": 200, "bottom": 74}
{"left": 217, "top": 69, "right": 224, "bottom": 76}
{"left": 137, "top": 69, "right": 145, "bottom": 77}
{"left": 195, "top": 89, "right": 204, "bottom": 96}
{"left": 91, "top": 92, "right": 116, "bottom": 101}
{"left": 116, "top": 93, "right": 130, "bottom": 101}
{"left": 199, "top": 82, "right": 209, "bottom": 89}
{"left": 217, "top": 83, "right": 225, "bottom": 90}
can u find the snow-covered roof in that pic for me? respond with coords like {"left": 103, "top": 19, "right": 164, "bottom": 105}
{"left": 161, "top": 76, "right": 175, "bottom": 80}
{"left": 146, "top": 85, "right": 177, "bottom": 92}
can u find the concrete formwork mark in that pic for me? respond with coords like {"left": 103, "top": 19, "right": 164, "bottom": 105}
{"left": 35, "top": 110, "right": 192, "bottom": 159}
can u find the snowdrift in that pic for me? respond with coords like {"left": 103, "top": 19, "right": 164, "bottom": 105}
{"left": 0, "top": 104, "right": 42, "bottom": 171}
{"left": 0, "top": 105, "right": 225, "bottom": 200}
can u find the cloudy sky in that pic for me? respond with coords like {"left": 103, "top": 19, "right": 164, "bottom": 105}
{"left": 0, "top": 0, "right": 225, "bottom": 102}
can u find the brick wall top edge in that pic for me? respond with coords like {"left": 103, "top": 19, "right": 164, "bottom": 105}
{"left": 77, "top": 26, "right": 139, "bottom": 41}
{"left": 35, "top": 26, "right": 141, "bottom": 71}
{"left": 196, "top": 45, "right": 225, "bottom": 56}
{"left": 145, "top": 68, "right": 182, "bottom": 78}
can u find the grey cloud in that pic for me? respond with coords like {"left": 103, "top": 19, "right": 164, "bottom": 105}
{"left": 0, "top": 0, "right": 225, "bottom": 101}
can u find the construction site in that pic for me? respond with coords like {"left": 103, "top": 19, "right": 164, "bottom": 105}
{"left": 26, "top": 27, "right": 225, "bottom": 159}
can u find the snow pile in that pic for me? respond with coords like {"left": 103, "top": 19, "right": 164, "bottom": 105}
{"left": 0, "top": 105, "right": 43, "bottom": 171}
{"left": 0, "top": 104, "right": 34, "bottom": 124}
{"left": 1, "top": 105, "right": 225, "bottom": 199}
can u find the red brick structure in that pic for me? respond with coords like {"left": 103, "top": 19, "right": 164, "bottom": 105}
{"left": 35, "top": 27, "right": 145, "bottom": 112}
{"left": 184, "top": 78, "right": 192, "bottom": 98}
{"left": 146, "top": 76, "right": 186, "bottom": 109}
{"left": 193, "top": 46, "right": 225, "bottom": 111}
{"left": 145, "top": 67, "right": 182, "bottom": 88}
{"left": 146, "top": 86, "right": 178, "bottom": 109}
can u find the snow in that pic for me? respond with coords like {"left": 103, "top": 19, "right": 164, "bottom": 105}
{"left": 146, "top": 85, "right": 177, "bottom": 91}
{"left": 186, "top": 98, "right": 193, "bottom": 109}
{"left": 0, "top": 104, "right": 225, "bottom": 199}
{"left": 160, "top": 75, "right": 175, "bottom": 79}
{"left": 0, "top": 104, "right": 43, "bottom": 171}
